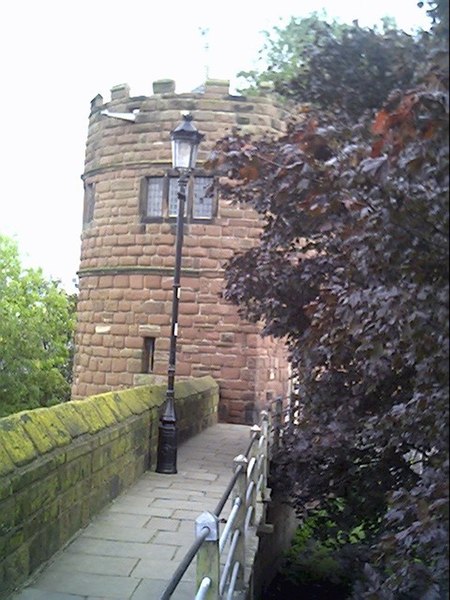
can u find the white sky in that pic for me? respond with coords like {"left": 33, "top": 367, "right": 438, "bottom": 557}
{"left": 0, "top": 0, "right": 430, "bottom": 292}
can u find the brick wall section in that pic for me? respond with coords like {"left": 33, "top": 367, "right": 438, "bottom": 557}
{"left": 0, "top": 377, "right": 218, "bottom": 599}
{"left": 72, "top": 79, "right": 290, "bottom": 422}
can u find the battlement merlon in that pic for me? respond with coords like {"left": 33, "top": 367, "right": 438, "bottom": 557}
{"left": 88, "top": 78, "right": 283, "bottom": 118}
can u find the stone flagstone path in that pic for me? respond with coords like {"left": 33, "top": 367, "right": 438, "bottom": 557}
{"left": 10, "top": 424, "right": 252, "bottom": 600}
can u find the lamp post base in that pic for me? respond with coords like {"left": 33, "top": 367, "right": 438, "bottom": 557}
{"left": 156, "top": 419, "right": 177, "bottom": 474}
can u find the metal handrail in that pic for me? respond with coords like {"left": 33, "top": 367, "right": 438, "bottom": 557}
{"left": 160, "top": 526, "right": 210, "bottom": 600}
{"left": 159, "top": 411, "right": 271, "bottom": 599}
{"left": 213, "top": 431, "right": 258, "bottom": 517}
{"left": 213, "top": 465, "right": 242, "bottom": 518}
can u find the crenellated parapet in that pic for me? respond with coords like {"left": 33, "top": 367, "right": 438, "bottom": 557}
{"left": 83, "top": 78, "right": 288, "bottom": 176}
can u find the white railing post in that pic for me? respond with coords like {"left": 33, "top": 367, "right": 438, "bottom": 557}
{"left": 233, "top": 454, "right": 248, "bottom": 591}
{"left": 248, "top": 425, "right": 261, "bottom": 526}
{"left": 273, "top": 396, "right": 283, "bottom": 451}
{"left": 258, "top": 410, "right": 274, "bottom": 535}
{"left": 195, "top": 512, "right": 220, "bottom": 600}
{"left": 260, "top": 410, "right": 269, "bottom": 501}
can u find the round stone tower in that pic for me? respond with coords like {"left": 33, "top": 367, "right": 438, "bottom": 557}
{"left": 72, "top": 78, "right": 290, "bottom": 423}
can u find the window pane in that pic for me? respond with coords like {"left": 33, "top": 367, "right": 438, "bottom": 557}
{"left": 168, "top": 178, "right": 179, "bottom": 217}
{"left": 168, "top": 178, "right": 187, "bottom": 218}
{"left": 147, "top": 178, "right": 164, "bottom": 217}
{"left": 193, "top": 177, "right": 214, "bottom": 219}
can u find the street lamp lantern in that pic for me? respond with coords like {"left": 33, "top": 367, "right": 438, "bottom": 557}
{"left": 170, "top": 113, "right": 204, "bottom": 171}
{"left": 156, "top": 114, "right": 204, "bottom": 474}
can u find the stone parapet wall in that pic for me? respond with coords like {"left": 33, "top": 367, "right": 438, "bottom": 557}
{"left": 0, "top": 377, "right": 218, "bottom": 599}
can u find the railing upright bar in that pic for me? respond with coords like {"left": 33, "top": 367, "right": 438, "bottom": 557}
{"left": 219, "top": 529, "right": 240, "bottom": 595}
{"left": 248, "top": 425, "right": 261, "bottom": 526}
{"left": 233, "top": 454, "right": 248, "bottom": 592}
{"left": 195, "top": 512, "right": 220, "bottom": 600}
{"left": 257, "top": 472, "right": 264, "bottom": 494}
{"left": 244, "top": 431, "right": 259, "bottom": 458}
{"left": 273, "top": 396, "right": 283, "bottom": 451}
{"left": 195, "top": 577, "right": 212, "bottom": 600}
{"left": 226, "top": 561, "right": 241, "bottom": 600}
{"left": 260, "top": 410, "right": 270, "bottom": 501}
{"left": 219, "top": 497, "right": 241, "bottom": 553}
{"left": 244, "top": 504, "right": 254, "bottom": 531}
{"left": 258, "top": 403, "right": 275, "bottom": 535}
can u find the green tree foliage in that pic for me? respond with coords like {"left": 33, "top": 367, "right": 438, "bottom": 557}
{"left": 208, "top": 2, "right": 449, "bottom": 597}
{"left": 0, "top": 234, "right": 75, "bottom": 417}
{"left": 239, "top": 12, "right": 424, "bottom": 120}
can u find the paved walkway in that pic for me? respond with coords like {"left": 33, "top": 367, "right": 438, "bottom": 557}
{"left": 10, "top": 424, "right": 252, "bottom": 600}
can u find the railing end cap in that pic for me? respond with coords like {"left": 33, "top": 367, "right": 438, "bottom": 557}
{"left": 233, "top": 454, "right": 248, "bottom": 465}
{"left": 195, "top": 511, "right": 219, "bottom": 540}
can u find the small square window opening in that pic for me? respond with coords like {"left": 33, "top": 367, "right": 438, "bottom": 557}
{"left": 142, "top": 337, "right": 156, "bottom": 373}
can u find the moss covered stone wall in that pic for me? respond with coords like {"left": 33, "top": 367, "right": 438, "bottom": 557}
{"left": 0, "top": 376, "right": 218, "bottom": 598}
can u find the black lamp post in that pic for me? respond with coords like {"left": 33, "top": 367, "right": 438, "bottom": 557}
{"left": 156, "top": 114, "right": 204, "bottom": 474}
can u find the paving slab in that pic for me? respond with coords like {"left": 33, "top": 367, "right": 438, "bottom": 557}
{"left": 9, "top": 424, "right": 253, "bottom": 600}
{"left": 11, "top": 593, "right": 83, "bottom": 600}
{"left": 129, "top": 578, "right": 194, "bottom": 600}
{"left": 65, "top": 539, "right": 178, "bottom": 561}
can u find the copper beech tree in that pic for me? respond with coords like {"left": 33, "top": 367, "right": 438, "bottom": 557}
{"left": 208, "top": 3, "right": 448, "bottom": 598}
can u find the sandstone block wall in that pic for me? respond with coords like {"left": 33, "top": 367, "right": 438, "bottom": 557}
{"left": 72, "top": 78, "right": 290, "bottom": 423}
{"left": 0, "top": 377, "right": 218, "bottom": 599}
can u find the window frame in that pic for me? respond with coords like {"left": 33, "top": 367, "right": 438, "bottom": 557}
{"left": 141, "top": 171, "right": 216, "bottom": 224}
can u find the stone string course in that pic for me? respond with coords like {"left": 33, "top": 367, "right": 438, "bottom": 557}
{"left": 0, "top": 377, "right": 218, "bottom": 599}
{"left": 73, "top": 79, "right": 290, "bottom": 422}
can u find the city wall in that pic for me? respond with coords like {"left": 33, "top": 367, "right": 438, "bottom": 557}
{"left": 0, "top": 377, "right": 218, "bottom": 598}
